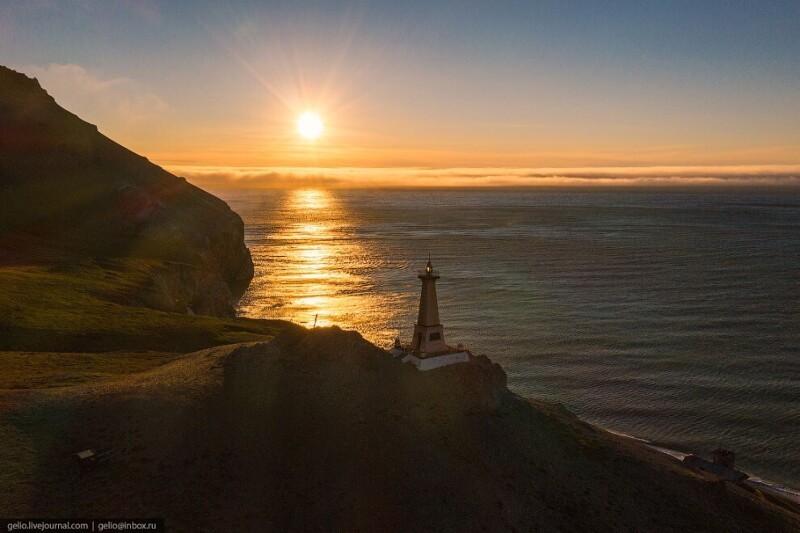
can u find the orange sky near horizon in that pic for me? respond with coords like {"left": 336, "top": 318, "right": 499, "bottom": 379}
{"left": 5, "top": 2, "right": 800, "bottom": 188}
{"left": 9, "top": 59, "right": 799, "bottom": 189}
{"left": 14, "top": 61, "right": 799, "bottom": 188}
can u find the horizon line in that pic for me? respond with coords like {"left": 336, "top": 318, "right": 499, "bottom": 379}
{"left": 164, "top": 163, "right": 800, "bottom": 190}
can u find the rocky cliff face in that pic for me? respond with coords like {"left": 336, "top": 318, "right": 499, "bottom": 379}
{"left": 0, "top": 66, "right": 253, "bottom": 316}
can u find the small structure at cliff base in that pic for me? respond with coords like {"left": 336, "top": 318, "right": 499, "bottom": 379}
{"left": 683, "top": 448, "right": 749, "bottom": 483}
{"left": 388, "top": 258, "right": 470, "bottom": 371}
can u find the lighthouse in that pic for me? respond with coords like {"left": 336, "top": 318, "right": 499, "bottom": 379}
{"left": 391, "top": 258, "right": 471, "bottom": 371}
{"left": 411, "top": 258, "right": 448, "bottom": 354}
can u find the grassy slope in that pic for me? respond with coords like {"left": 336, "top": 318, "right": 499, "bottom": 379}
{"left": 1, "top": 328, "right": 797, "bottom": 531}
{"left": 0, "top": 259, "right": 286, "bottom": 387}
{"left": 0, "top": 351, "right": 187, "bottom": 389}
{"left": 0, "top": 65, "right": 250, "bottom": 276}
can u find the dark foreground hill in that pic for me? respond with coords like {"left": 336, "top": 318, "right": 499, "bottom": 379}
{"left": 2, "top": 326, "right": 798, "bottom": 532}
{"left": 0, "top": 65, "right": 251, "bottom": 316}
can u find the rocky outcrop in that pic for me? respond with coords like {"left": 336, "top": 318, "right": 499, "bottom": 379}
{"left": 132, "top": 261, "right": 245, "bottom": 317}
{"left": 0, "top": 66, "right": 252, "bottom": 316}
{"left": 446, "top": 352, "right": 508, "bottom": 406}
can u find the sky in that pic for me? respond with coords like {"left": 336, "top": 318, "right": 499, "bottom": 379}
{"left": 3, "top": 0, "right": 800, "bottom": 187}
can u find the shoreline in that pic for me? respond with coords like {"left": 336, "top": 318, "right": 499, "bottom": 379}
{"left": 373, "top": 331, "right": 800, "bottom": 500}
{"left": 600, "top": 426, "right": 800, "bottom": 507}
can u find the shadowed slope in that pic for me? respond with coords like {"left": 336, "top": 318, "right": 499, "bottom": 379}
{"left": 0, "top": 65, "right": 252, "bottom": 316}
{"left": 1, "top": 327, "right": 797, "bottom": 531}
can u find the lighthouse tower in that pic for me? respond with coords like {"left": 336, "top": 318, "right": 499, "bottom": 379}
{"left": 394, "top": 259, "right": 471, "bottom": 371}
{"left": 411, "top": 258, "right": 448, "bottom": 354}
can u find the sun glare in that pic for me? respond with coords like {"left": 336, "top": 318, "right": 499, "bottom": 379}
{"left": 297, "top": 111, "right": 324, "bottom": 140}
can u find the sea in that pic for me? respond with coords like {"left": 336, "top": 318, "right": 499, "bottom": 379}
{"left": 217, "top": 187, "right": 800, "bottom": 490}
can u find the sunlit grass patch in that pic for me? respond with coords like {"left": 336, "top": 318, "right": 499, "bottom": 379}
{"left": 0, "top": 351, "right": 190, "bottom": 389}
{"left": 0, "top": 258, "right": 288, "bottom": 388}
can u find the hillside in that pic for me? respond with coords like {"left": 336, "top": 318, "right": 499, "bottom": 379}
{"left": 1, "top": 326, "right": 798, "bottom": 531}
{"left": 0, "top": 65, "right": 251, "bottom": 316}
{"left": 0, "top": 64, "right": 285, "bottom": 393}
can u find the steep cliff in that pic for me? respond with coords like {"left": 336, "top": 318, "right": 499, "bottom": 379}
{"left": 0, "top": 66, "right": 252, "bottom": 316}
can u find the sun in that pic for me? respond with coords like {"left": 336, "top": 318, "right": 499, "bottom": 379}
{"left": 297, "top": 111, "right": 324, "bottom": 140}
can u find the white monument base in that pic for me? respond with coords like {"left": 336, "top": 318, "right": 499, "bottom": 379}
{"left": 388, "top": 347, "right": 406, "bottom": 358}
{"left": 401, "top": 351, "right": 470, "bottom": 371}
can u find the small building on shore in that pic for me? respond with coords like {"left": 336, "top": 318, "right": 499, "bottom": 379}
{"left": 389, "top": 259, "right": 470, "bottom": 371}
{"left": 683, "top": 448, "right": 749, "bottom": 483}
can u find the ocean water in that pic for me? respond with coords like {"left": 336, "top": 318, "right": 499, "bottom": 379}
{"left": 218, "top": 188, "right": 800, "bottom": 488}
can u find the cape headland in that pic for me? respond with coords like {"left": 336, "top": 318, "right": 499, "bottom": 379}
{"left": 0, "top": 65, "right": 798, "bottom": 531}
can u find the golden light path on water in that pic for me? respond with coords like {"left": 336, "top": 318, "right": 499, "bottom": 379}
{"left": 237, "top": 189, "right": 407, "bottom": 346}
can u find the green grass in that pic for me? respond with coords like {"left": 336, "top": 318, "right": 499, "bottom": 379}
{"left": 0, "top": 258, "right": 288, "bottom": 387}
{"left": 0, "top": 351, "right": 190, "bottom": 389}
{"left": 0, "top": 258, "right": 286, "bottom": 353}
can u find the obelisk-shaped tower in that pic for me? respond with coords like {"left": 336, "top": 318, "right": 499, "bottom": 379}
{"left": 411, "top": 258, "right": 448, "bottom": 354}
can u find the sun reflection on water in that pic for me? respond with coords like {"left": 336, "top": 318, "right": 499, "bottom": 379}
{"left": 292, "top": 188, "right": 330, "bottom": 210}
{"left": 237, "top": 189, "right": 398, "bottom": 342}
